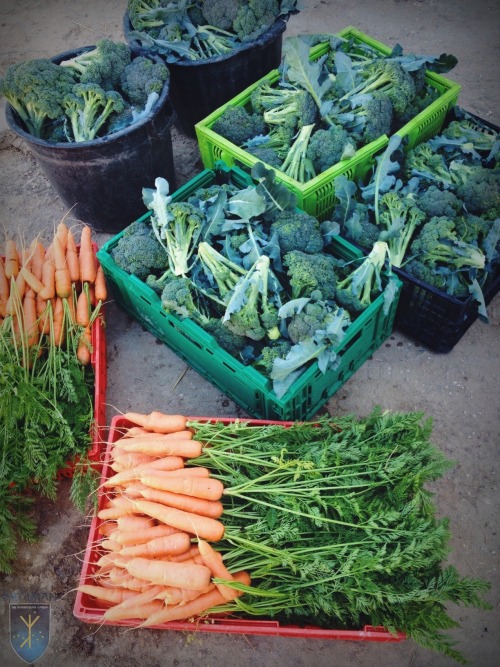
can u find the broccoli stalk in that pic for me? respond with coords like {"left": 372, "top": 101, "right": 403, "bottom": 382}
{"left": 63, "top": 83, "right": 125, "bottom": 142}
{"left": 223, "top": 255, "right": 281, "bottom": 341}
{"left": 335, "top": 241, "right": 391, "bottom": 312}
{"left": 280, "top": 123, "right": 316, "bottom": 183}
{"left": 377, "top": 192, "right": 426, "bottom": 267}
{"left": 197, "top": 242, "right": 247, "bottom": 302}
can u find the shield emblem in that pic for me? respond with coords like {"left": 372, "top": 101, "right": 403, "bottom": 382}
{"left": 9, "top": 604, "right": 50, "bottom": 663}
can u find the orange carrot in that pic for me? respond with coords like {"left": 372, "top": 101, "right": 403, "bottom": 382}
{"left": 133, "top": 499, "right": 225, "bottom": 542}
{"left": 113, "top": 524, "right": 179, "bottom": 547}
{"left": 197, "top": 539, "right": 237, "bottom": 600}
{"left": 121, "top": 429, "right": 194, "bottom": 441}
{"left": 155, "top": 583, "right": 215, "bottom": 607}
{"left": 116, "top": 515, "right": 155, "bottom": 532}
{"left": 4, "top": 240, "right": 19, "bottom": 279}
{"left": 79, "top": 226, "right": 97, "bottom": 284}
{"left": 139, "top": 570, "right": 250, "bottom": 627}
{"left": 117, "top": 437, "right": 202, "bottom": 459}
{"left": 51, "top": 297, "right": 65, "bottom": 346}
{"left": 30, "top": 240, "right": 45, "bottom": 280}
{"left": 95, "top": 264, "right": 107, "bottom": 302}
{"left": 100, "top": 539, "right": 122, "bottom": 553}
{"left": 140, "top": 472, "right": 224, "bottom": 501}
{"left": 167, "top": 545, "right": 202, "bottom": 563}
{"left": 122, "top": 411, "right": 187, "bottom": 434}
{"left": 126, "top": 557, "right": 211, "bottom": 591}
{"left": 53, "top": 235, "right": 71, "bottom": 298}
{"left": 132, "top": 483, "right": 224, "bottom": 519}
{"left": 119, "top": 531, "right": 191, "bottom": 559}
{"left": 36, "top": 294, "right": 51, "bottom": 334}
{"left": 101, "top": 599, "right": 164, "bottom": 621}
{"left": 65, "top": 229, "right": 80, "bottom": 283}
{"left": 39, "top": 257, "right": 56, "bottom": 300}
{"left": 0, "top": 258, "right": 9, "bottom": 317}
{"left": 23, "top": 290, "right": 39, "bottom": 348}
{"left": 20, "top": 266, "right": 44, "bottom": 294}
{"left": 76, "top": 290, "right": 90, "bottom": 327}
{"left": 56, "top": 221, "right": 69, "bottom": 253}
{"left": 102, "top": 585, "right": 165, "bottom": 620}
{"left": 103, "top": 457, "right": 186, "bottom": 487}
{"left": 77, "top": 324, "right": 92, "bottom": 366}
{"left": 77, "top": 584, "right": 137, "bottom": 606}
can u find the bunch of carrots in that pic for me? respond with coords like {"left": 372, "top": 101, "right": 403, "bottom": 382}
{"left": 78, "top": 410, "right": 250, "bottom": 627}
{"left": 0, "top": 221, "right": 106, "bottom": 365}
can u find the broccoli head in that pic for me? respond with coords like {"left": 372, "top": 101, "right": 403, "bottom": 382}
{"left": 212, "top": 105, "right": 266, "bottom": 146}
{"left": 348, "top": 59, "right": 416, "bottom": 116}
{"left": 261, "top": 88, "right": 318, "bottom": 131}
{"left": 247, "top": 145, "right": 282, "bottom": 168}
{"left": 306, "top": 124, "right": 357, "bottom": 174}
{"left": 205, "top": 318, "right": 248, "bottom": 357}
{"left": 253, "top": 339, "right": 292, "bottom": 376}
{"left": 128, "top": 0, "right": 169, "bottom": 31}
{"left": 0, "top": 58, "right": 76, "bottom": 139}
{"left": 377, "top": 191, "right": 426, "bottom": 267}
{"left": 111, "top": 221, "right": 167, "bottom": 279}
{"left": 451, "top": 163, "right": 500, "bottom": 217}
{"left": 280, "top": 123, "right": 317, "bottom": 183}
{"left": 416, "top": 185, "right": 463, "bottom": 219}
{"left": 283, "top": 250, "right": 341, "bottom": 300}
{"left": 270, "top": 210, "right": 324, "bottom": 255}
{"left": 404, "top": 142, "right": 455, "bottom": 186}
{"left": 286, "top": 300, "right": 332, "bottom": 343}
{"left": 119, "top": 55, "right": 169, "bottom": 107}
{"left": 59, "top": 40, "right": 131, "bottom": 90}
{"left": 161, "top": 275, "right": 210, "bottom": 324}
{"left": 63, "top": 83, "right": 125, "bottom": 142}
{"left": 351, "top": 92, "right": 394, "bottom": 144}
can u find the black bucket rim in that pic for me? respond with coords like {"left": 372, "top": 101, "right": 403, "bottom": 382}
{"left": 5, "top": 45, "right": 173, "bottom": 149}
{"left": 123, "top": 12, "right": 289, "bottom": 67}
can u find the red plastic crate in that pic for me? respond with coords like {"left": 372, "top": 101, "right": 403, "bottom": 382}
{"left": 73, "top": 415, "right": 406, "bottom": 642}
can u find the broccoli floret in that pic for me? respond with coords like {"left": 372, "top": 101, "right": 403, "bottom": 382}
{"left": 405, "top": 257, "right": 448, "bottom": 291}
{"left": 396, "top": 84, "right": 440, "bottom": 127}
{"left": 341, "top": 60, "right": 416, "bottom": 116}
{"left": 255, "top": 125, "right": 294, "bottom": 160}
{"left": 261, "top": 88, "right": 318, "bottom": 131}
{"left": 200, "top": 0, "right": 241, "bottom": 31}
{"left": 342, "top": 202, "right": 381, "bottom": 249}
{"left": 416, "top": 185, "right": 463, "bottom": 219}
{"left": 62, "top": 83, "right": 125, "bottom": 142}
{"left": 453, "top": 213, "right": 495, "bottom": 247}
{"left": 451, "top": 163, "right": 500, "bottom": 217}
{"left": 223, "top": 255, "right": 281, "bottom": 341}
{"left": 205, "top": 318, "right": 248, "bottom": 357}
{"left": 442, "top": 119, "right": 499, "bottom": 156}
{"left": 212, "top": 105, "right": 266, "bottom": 145}
{"left": 270, "top": 210, "right": 324, "bottom": 255}
{"left": 350, "top": 92, "right": 394, "bottom": 143}
{"left": 0, "top": 58, "right": 76, "bottom": 139}
{"left": 197, "top": 241, "right": 247, "bottom": 302}
{"left": 111, "top": 222, "right": 167, "bottom": 280}
{"left": 253, "top": 339, "right": 292, "bottom": 375}
{"left": 151, "top": 200, "right": 206, "bottom": 276}
{"left": 232, "top": 0, "right": 282, "bottom": 42}
{"left": 119, "top": 55, "right": 169, "bottom": 107}
{"left": 280, "top": 123, "right": 316, "bottom": 183}
{"left": 59, "top": 40, "right": 131, "bottom": 90}
{"left": 128, "top": 0, "right": 168, "bottom": 31}
{"left": 286, "top": 300, "right": 332, "bottom": 343}
{"left": 410, "top": 216, "right": 486, "bottom": 271}
{"left": 160, "top": 274, "right": 210, "bottom": 324}
{"left": 283, "top": 250, "right": 341, "bottom": 300}
{"left": 404, "top": 143, "right": 455, "bottom": 186}
{"left": 377, "top": 191, "right": 426, "bottom": 267}
{"left": 334, "top": 241, "right": 391, "bottom": 313}
{"left": 247, "top": 145, "right": 282, "bottom": 168}
{"left": 306, "top": 124, "right": 357, "bottom": 174}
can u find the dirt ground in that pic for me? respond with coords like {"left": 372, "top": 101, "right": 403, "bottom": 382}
{"left": 0, "top": 1, "right": 499, "bottom": 666}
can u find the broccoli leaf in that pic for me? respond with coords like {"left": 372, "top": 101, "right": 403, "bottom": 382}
{"left": 201, "top": 190, "right": 227, "bottom": 243}
{"left": 227, "top": 185, "right": 267, "bottom": 221}
{"left": 331, "top": 173, "right": 358, "bottom": 229}
{"left": 282, "top": 36, "right": 333, "bottom": 115}
{"left": 468, "top": 277, "right": 488, "bottom": 323}
{"left": 251, "top": 162, "right": 297, "bottom": 218}
{"left": 333, "top": 51, "right": 357, "bottom": 95}
{"left": 278, "top": 297, "right": 311, "bottom": 319}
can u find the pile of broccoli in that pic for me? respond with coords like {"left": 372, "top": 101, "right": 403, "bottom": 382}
{"left": 0, "top": 39, "right": 170, "bottom": 141}
{"left": 331, "top": 111, "right": 500, "bottom": 314}
{"left": 126, "top": 0, "right": 300, "bottom": 62}
{"left": 109, "top": 162, "right": 398, "bottom": 398}
{"left": 207, "top": 33, "right": 457, "bottom": 183}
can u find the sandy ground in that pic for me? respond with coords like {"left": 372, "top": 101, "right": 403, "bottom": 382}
{"left": 0, "top": 1, "right": 499, "bottom": 666}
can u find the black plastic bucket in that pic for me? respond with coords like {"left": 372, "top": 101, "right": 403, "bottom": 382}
{"left": 124, "top": 16, "right": 288, "bottom": 136}
{"left": 5, "top": 47, "right": 176, "bottom": 233}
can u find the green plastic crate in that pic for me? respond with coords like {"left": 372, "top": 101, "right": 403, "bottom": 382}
{"left": 97, "top": 166, "right": 400, "bottom": 421}
{"left": 195, "top": 26, "right": 460, "bottom": 222}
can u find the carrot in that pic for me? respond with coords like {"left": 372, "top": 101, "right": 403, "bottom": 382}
{"left": 197, "top": 539, "right": 237, "bottom": 600}
{"left": 117, "top": 437, "right": 202, "bottom": 459}
{"left": 113, "top": 524, "right": 179, "bottom": 547}
{"left": 23, "top": 290, "right": 39, "bottom": 348}
{"left": 76, "top": 290, "right": 90, "bottom": 327}
{"left": 95, "top": 264, "right": 107, "bottom": 302}
{"left": 133, "top": 499, "right": 225, "bottom": 542}
{"left": 6, "top": 272, "right": 25, "bottom": 316}
{"left": 139, "top": 570, "right": 250, "bottom": 627}
{"left": 110, "top": 447, "right": 159, "bottom": 467}
{"left": 123, "top": 411, "right": 187, "bottom": 434}
{"left": 100, "top": 539, "right": 122, "bottom": 553}
{"left": 119, "top": 531, "right": 191, "bottom": 559}
{"left": 79, "top": 226, "right": 97, "bottom": 284}
{"left": 65, "top": 229, "right": 80, "bottom": 283}
{"left": 126, "top": 557, "right": 211, "bottom": 591}
{"left": 0, "top": 258, "right": 9, "bottom": 317}
{"left": 140, "top": 472, "right": 224, "bottom": 501}
{"left": 121, "top": 429, "right": 194, "bottom": 441}
{"left": 4, "top": 240, "right": 19, "bottom": 279}
{"left": 77, "top": 324, "right": 92, "bottom": 366}
{"left": 121, "top": 426, "right": 151, "bottom": 438}
{"left": 101, "top": 599, "right": 164, "bottom": 621}
{"left": 97, "top": 504, "right": 137, "bottom": 521}
{"left": 36, "top": 294, "right": 51, "bottom": 334}
{"left": 102, "top": 585, "right": 165, "bottom": 620}
{"left": 30, "top": 240, "right": 45, "bottom": 280}
{"left": 103, "top": 457, "right": 186, "bottom": 487}
{"left": 116, "top": 515, "right": 155, "bottom": 532}
{"left": 20, "top": 266, "right": 44, "bottom": 294}
{"left": 132, "top": 483, "right": 224, "bottom": 519}
{"left": 77, "top": 584, "right": 137, "bottom": 606}
{"left": 39, "top": 256, "right": 56, "bottom": 300}
{"left": 53, "top": 235, "right": 71, "bottom": 298}
{"left": 98, "top": 521, "right": 118, "bottom": 537}
{"left": 156, "top": 583, "right": 215, "bottom": 607}
{"left": 51, "top": 297, "right": 65, "bottom": 347}
{"left": 56, "top": 221, "right": 69, "bottom": 253}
